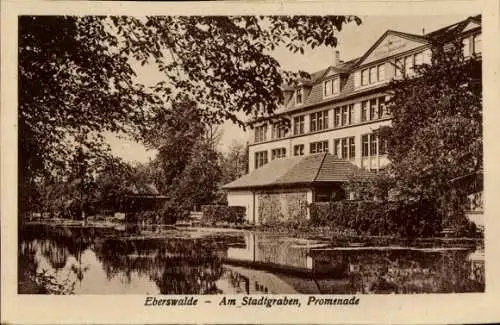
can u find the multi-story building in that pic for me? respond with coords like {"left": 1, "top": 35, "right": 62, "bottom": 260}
{"left": 224, "top": 16, "right": 482, "bottom": 224}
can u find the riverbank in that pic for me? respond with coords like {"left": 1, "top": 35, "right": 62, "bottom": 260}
{"left": 21, "top": 219, "right": 483, "bottom": 249}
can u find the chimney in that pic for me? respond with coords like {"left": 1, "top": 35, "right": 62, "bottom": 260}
{"left": 333, "top": 50, "right": 340, "bottom": 66}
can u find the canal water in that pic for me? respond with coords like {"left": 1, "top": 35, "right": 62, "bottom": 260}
{"left": 18, "top": 223, "right": 484, "bottom": 294}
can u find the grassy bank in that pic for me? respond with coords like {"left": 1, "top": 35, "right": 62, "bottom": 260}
{"left": 22, "top": 219, "right": 483, "bottom": 249}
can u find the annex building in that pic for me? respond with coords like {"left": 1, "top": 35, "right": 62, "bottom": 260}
{"left": 224, "top": 16, "right": 482, "bottom": 224}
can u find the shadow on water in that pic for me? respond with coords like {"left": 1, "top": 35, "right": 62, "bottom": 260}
{"left": 18, "top": 223, "right": 484, "bottom": 294}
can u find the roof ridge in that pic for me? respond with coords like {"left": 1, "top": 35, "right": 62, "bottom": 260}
{"left": 312, "top": 152, "right": 328, "bottom": 182}
{"left": 390, "top": 30, "right": 429, "bottom": 41}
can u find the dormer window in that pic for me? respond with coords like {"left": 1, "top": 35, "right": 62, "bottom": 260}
{"left": 323, "top": 77, "right": 340, "bottom": 98}
{"left": 295, "top": 87, "right": 303, "bottom": 105}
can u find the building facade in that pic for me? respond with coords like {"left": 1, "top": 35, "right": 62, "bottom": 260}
{"left": 248, "top": 16, "right": 481, "bottom": 172}
{"left": 226, "top": 16, "right": 482, "bottom": 224}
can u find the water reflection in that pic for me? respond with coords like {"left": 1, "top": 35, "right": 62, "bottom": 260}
{"left": 18, "top": 224, "right": 484, "bottom": 294}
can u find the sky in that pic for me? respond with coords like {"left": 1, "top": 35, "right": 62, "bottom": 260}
{"left": 106, "top": 14, "right": 471, "bottom": 163}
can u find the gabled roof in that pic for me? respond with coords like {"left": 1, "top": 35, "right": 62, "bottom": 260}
{"left": 223, "top": 153, "right": 373, "bottom": 190}
{"left": 426, "top": 15, "right": 481, "bottom": 40}
{"left": 354, "top": 30, "right": 430, "bottom": 68}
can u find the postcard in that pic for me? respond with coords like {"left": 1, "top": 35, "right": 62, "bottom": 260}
{"left": 2, "top": 0, "right": 500, "bottom": 324}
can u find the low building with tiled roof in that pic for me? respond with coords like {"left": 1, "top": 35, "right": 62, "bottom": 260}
{"left": 223, "top": 153, "right": 373, "bottom": 223}
{"left": 225, "top": 15, "right": 481, "bottom": 224}
{"left": 224, "top": 153, "right": 372, "bottom": 190}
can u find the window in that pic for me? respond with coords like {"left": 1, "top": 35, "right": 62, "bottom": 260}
{"left": 272, "top": 123, "right": 288, "bottom": 139}
{"left": 293, "top": 144, "right": 305, "bottom": 156}
{"left": 396, "top": 52, "right": 427, "bottom": 77}
{"left": 333, "top": 78, "right": 340, "bottom": 94}
{"left": 334, "top": 107, "right": 341, "bottom": 127}
{"left": 361, "top": 64, "right": 386, "bottom": 86}
{"left": 369, "top": 67, "right": 377, "bottom": 84}
{"left": 361, "top": 69, "right": 369, "bottom": 86}
{"left": 324, "top": 77, "right": 340, "bottom": 97}
{"left": 362, "top": 97, "right": 388, "bottom": 122}
{"left": 370, "top": 135, "right": 378, "bottom": 156}
{"left": 310, "top": 110, "right": 329, "bottom": 132}
{"left": 369, "top": 99, "right": 377, "bottom": 120}
{"left": 296, "top": 87, "right": 303, "bottom": 105}
{"left": 341, "top": 138, "right": 348, "bottom": 159}
{"left": 361, "top": 101, "right": 368, "bottom": 122}
{"left": 324, "top": 79, "right": 332, "bottom": 97}
{"left": 474, "top": 34, "right": 481, "bottom": 54}
{"left": 377, "top": 64, "right": 385, "bottom": 81}
{"left": 361, "top": 133, "right": 387, "bottom": 157}
{"left": 349, "top": 137, "right": 355, "bottom": 159}
{"left": 341, "top": 106, "right": 348, "bottom": 125}
{"left": 348, "top": 104, "right": 354, "bottom": 124}
{"left": 334, "top": 137, "right": 355, "bottom": 160}
{"left": 378, "top": 96, "right": 386, "bottom": 119}
{"left": 362, "top": 135, "right": 369, "bottom": 157}
{"left": 255, "top": 151, "right": 268, "bottom": 169}
{"left": 254, "top": 124, "right": 267, "bottom": 143}
{"left": 271, "top": 148, "right": 286, "bottom": 160}
{"left": 310, "top": 140, "right": 328, "bottom": 154}
{"left": 293, "top": 116, "right": 304, "bottom": 135}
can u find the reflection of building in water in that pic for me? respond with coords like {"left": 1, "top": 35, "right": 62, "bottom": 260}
{"left": 225, "top": 232, "right": 348, "bottom": 275}
{"left": 223, "top": 235, "right": 485, "bottom": 294}
{"left": 226, "top": 232, "right": 256, "bottom": 262}
{"left": 226, "top": 232, "right": 315, "bottom": 272}
{"left": 222, "top": 265, "right": 301, "bottom": 294}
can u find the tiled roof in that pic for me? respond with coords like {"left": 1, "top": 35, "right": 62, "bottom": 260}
{"left": 276, "top": 16, "right": 481, "bottom": 115}
{"left": 222, "top": 153, "right": 373, "bottom": 190}
{"left": 315, "top": 154, "right": 371, "bottom": 182}
{"left": 222, "top": 155, "right": 304, "bottom": 189}
{"left": 275, "top": 154, "right": 326, "bottom": 184}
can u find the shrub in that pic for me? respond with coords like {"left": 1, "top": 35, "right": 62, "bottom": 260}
{"left": 158, "top": 203, "right": 181, "bottom": 224}
{"left": 128, "top": 208, "right": 177, "bottom": 225}
{"left": 201, "top": 205, "right": 245, "bottom": 225}
{"left": 309, "top": 200, "right": 442, "bottom": 238}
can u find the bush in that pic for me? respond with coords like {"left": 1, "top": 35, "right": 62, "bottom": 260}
{"left": 309, "top": 200, "right": 442, "bottom": 238}
{"left": 158, "top": 203, "right": 181, "bottom": 224}
{"left": 201, "top": 205, "right": 245, "bottom": 225}
{"left": 127, "top": 205, "right": 178, "bottom": 225}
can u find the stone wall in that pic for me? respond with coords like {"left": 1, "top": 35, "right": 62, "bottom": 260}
{"left": 257, "top": 191, "right": 308, "bottom": 224}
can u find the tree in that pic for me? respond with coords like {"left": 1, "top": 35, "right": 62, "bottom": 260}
{"left": 169, "top": 140, "right": 223, "bottom": 214}
{"left": 19, "top": 15, "right": 361, "bottom": 216}
{"left": 143, "top": 101, "right": 208, "bottom": 193}
{"left": 383, "top": 35, "right": 482, "bottom": 227}
{"left": 220, "top": 141, "right": 249, "bottom": 185}
{"left": 18, "top": 16, "right": 154, "bottom": 215}
{"left": 92, "top": 156, "right": 137, "bottom": 212}
{"left": 344, "top": 169, "right": 394, "bottom": 202}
